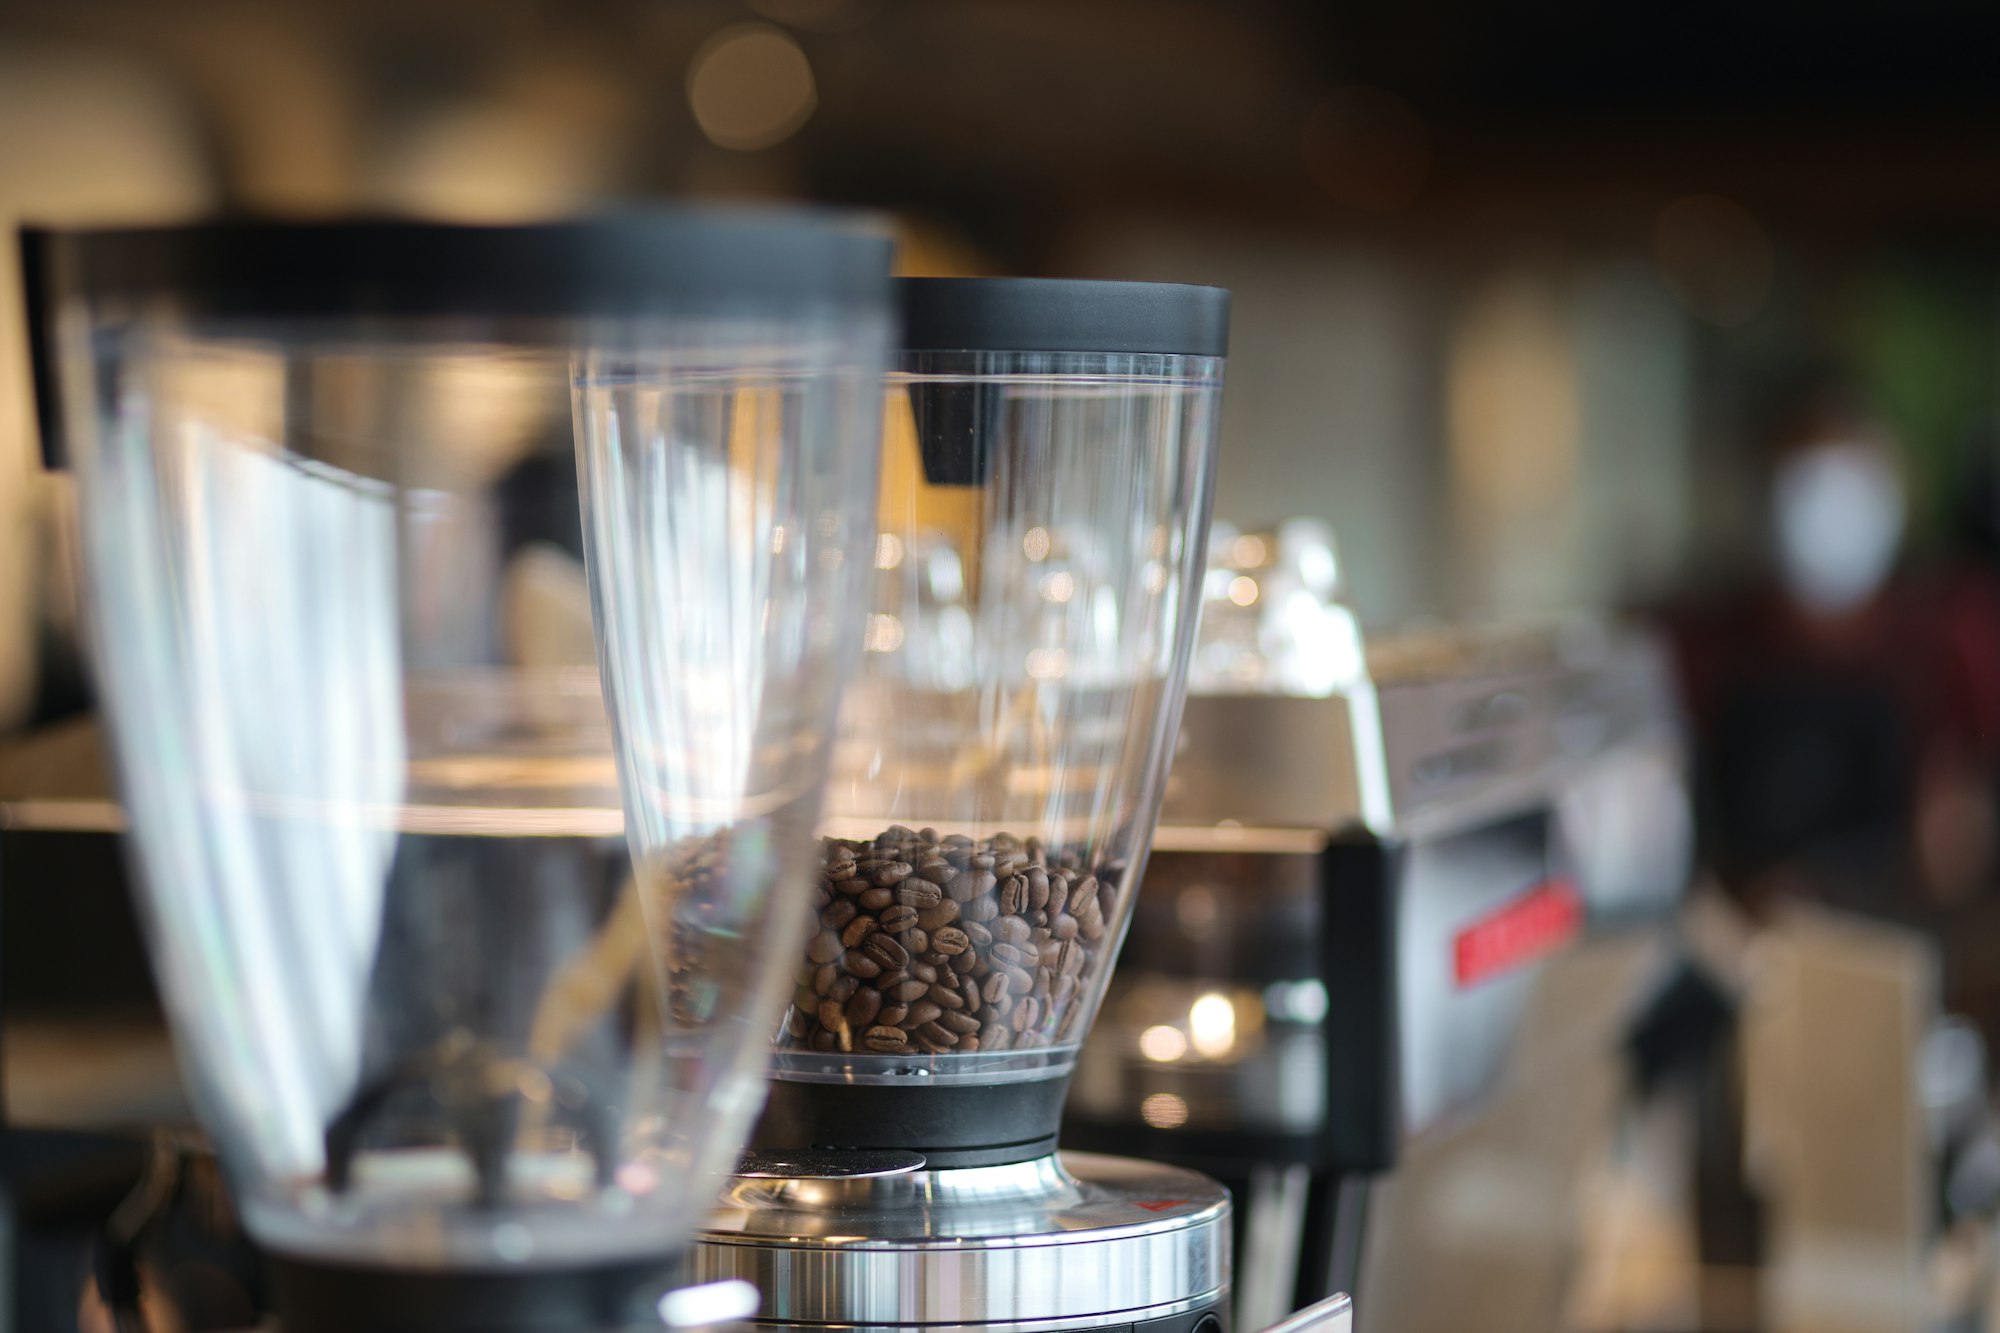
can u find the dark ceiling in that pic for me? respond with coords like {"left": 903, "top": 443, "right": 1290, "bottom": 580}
{"left": 4, "top": 0, "right": 1998, "bottom": 253}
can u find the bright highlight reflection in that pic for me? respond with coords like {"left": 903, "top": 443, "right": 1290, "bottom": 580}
{"left": 1139, "top": 1025, "right": 1188, "bottom": 1062}
{"left": 1141, "top": 1092, "right": 1190, "bottom": 1129}
{"left": 1189, "top": 992, "right": 1237, "bottom": 1058}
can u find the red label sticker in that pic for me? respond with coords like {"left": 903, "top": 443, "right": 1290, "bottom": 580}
{"left": 1453, "top": 878, "right": 1582, "bottom": 988}
{"left": 1133, "top": 1199, "right": 1188, "bottom": 1212}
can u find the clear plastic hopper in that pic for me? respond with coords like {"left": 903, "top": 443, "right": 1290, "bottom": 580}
{"left": 29, "top": 215, "right": 891, "bottom": 1327}
{"left": 752, "top": 277, "right": 1229, "bottom": 1166}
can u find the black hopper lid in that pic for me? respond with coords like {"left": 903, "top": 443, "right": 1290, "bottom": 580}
{"left": 897, "top": 277, "right": 1230, "bottom": 486}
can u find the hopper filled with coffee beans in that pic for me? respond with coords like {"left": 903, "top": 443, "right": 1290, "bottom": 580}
{"left": 740, "top": 275, "right": 1230, "bottom": 1170}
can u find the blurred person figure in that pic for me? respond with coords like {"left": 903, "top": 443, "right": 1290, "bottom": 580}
{"left": 1650, "top": 375, "right": 2000, "bottom": 1332}
{"left": 1672, "top": 375, "right": 2000, "bottom": 922}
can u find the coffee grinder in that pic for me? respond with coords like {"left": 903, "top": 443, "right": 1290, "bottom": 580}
{"left": 692, "top": 278, "right": 1237, "bottom": 1332}
{"left": 27, "top": 214, "right": 894, "bottom": 1330}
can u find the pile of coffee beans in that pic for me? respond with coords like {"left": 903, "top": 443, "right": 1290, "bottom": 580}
{"left": 778, "top": 826, "right": 1123, "bottom": 1056}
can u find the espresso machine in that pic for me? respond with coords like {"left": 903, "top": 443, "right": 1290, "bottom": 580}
{"left": 1065, "top": 526, "right": 1690, "bottom": 1327}
{"left": 688, "top": 278, "right": 1248, "bottom": 1333}
{"left": 21, "top": 213, "right": 896, "bottom": 1330}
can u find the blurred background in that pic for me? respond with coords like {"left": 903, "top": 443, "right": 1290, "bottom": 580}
{"left": 7, "top": 2, "right": 2000, "bottom": 1330}
{"left": 4, "top": 0, "right": 2000, "bottom": 694}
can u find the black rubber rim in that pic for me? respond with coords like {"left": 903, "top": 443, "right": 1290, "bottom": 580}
{"left": 28, "top": 210, "right": 893, "bottom": 320}
{"left": 265, "top": 1251, "right": 685, "bottom": 1333}
{"left": 898, "top": 277, "right": 1230, "bottom": 357}
{"left": 752, "top": 1070, "right": 1073, "bottom": 1169}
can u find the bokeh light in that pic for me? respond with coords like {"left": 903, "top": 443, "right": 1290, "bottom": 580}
{"left": 686, "top": 24, "right": 817, "bottom": 152}
{"left": 1189, "top": 993, "right": 1237, "bottom": 1058}
{"left": 1139, "top": 1025, "right": 1188, "bottom": 1062}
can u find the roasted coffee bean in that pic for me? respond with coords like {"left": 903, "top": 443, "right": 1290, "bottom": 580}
{"left": 947, "top": 870, "right": 996, "bottom": 903}
{"left": 927, "top": 981, "right": 964, "bottom": 1010}
{"left": 958, "top": 1036, "right": 981, "bottom": 1052}
{"left": 841, "top": 952, "right": 882, "bottom": 979}
{"left": 917, "top": 860, "right": 955, "bottom": 886}
{"left": 983, "top": 973, "right": 1014, "bottom": 1006}
{"left": 836, "top": 878, "right": 871, "bottom": 897}
{"left": 977, "top": 1003, "right": 1003, "bottom": 1026}
{"left": 970, "top": 956, "right": 991, "bottom": 980}
{"left": 991, "top": 941, "right": 1034, "bottom": 970}
{"left": 971, "top": 853, "right": 996, "bottom": 871}
{"left": 964, "top": 896, "right": 1000, "bottom": 923}
{"left": 915, "top": 901, "right": 961, "bottom": 932}
{"left": 962, "top": 920, "right": 994, "bottom": 949}
{"left": 1011, "top": 997, "right": 1041, "bottom": 1031}
{"left": 879, "top": 1002, "right": 910, "bottom": 1026}
{"left": 1051, "top": 914, "right": 1079, "bottom": 941}
{"left": 941, "top": 1010, "right": 981, "bottom": 1036}
{"left": 1069, "top": 876, "right": 1099, "bottom": 914}
{"left": 1078, "top": 914, "right": 1106, "bottom": 943}
{"left": 915, "top": 1021, "right": 959, "bottom": 1047}
{"left": 864, "top": 1025, "right": 909, "bottom": 1052}
{"left": 909, "top": 961, "right": 939, "bottom": 985}
{"left": 821, "top": 900, "right": 858, "bottom": 930}
{"left": 859, "top": 887, "right": 895, "bottom": 911}
{"left": 902, "top": 927, "right": 929, "bottom": 955}
{"left": 908, "top": 1000, "right": 943, "bottom": 1027}
{"left": 841, "top": 916, "right": 879, "bottom": 949}
{"left": 879, "top": 905, "right": 920, "bottom": 934}
{"left": 817, "top": 999, "right": 849, "bottom": 1033}
{"left": 846, "top": 986, "right": 883, "bottom": 1027}
{"left": 828, "top": 974, "right": 859, "bottom": 1004}
{"left": 874, "top": 861, "right": 913, "bottom": 886}
{"left": 810, "top": 1029, "right": 839, "bottom": 1052}
{"left": 827, "top": 858, "right": 857, "bottom": 881}
{"left": 786, "top": 1009, "right": 812, "bottom": 1039}
{"left": 932, "top": 926, "right": 970, "bottom": 956}
{"left": 1028, "top": 868, "right": 1051, "bottom": 910}
{"left": 808, "top": 930, "right": 844, "bottom": 964}
{"left": 984, "top": 1024, "right": 1013, "bottom": 1050}
{"left": 889, "top": 978, "right": 930, "bottom": 1002}
{"left": 948, "top": 949, "right": 978, "bottom": 975}
{"left": 897, "top": 880, "right": 944, "bottom": 909}
{"left": 999, "top": 876, "right": 1028, "bottom": 916}
{"left": 813, "top": 964, "right": 840, "bottom": 996}
{"left": 861, "top": 933, "right": 909, "bottom": 971}
{"left": 1051, "top": 975, "right": 1078, "bottom": 1010}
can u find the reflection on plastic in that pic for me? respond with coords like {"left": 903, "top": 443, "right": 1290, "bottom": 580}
{"left": 87, "top": 423, "right": 401, "bottom": 1177}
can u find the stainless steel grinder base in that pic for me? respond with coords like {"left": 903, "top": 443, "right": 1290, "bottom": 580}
{"left": 693, "top": 1151, "right": 1231, "bottom": 1333}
